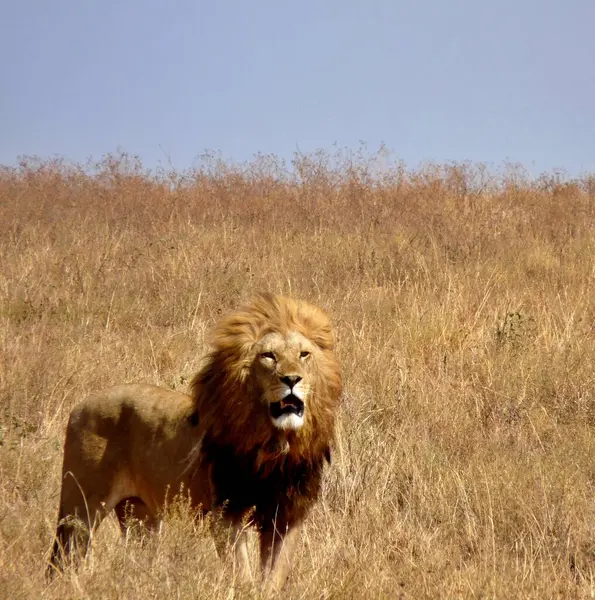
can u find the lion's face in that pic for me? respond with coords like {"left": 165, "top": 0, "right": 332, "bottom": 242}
{"left": 193, "top": 293, "right": 342, "bottom": 451}
{"left": 252, "top": 331, "right": 318, "bottom": 431}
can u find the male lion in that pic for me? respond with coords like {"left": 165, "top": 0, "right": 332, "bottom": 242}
{"left": 48, "top": 293, "right": 342, "bottom": 592}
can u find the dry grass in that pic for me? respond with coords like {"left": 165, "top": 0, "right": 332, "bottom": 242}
{"left": 1, "top": 149, "right": 594, "bottom": 599}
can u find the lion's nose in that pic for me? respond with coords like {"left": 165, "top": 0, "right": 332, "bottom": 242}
{"left": 280, "top": 375, "right": 302, "bottom": 388}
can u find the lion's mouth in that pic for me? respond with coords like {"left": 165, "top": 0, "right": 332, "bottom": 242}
{"left": 270, "top": 395, "right": 305, "bottom": 419}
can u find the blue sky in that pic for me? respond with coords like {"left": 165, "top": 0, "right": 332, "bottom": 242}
{"left": 1, "top": 0, "right": 594, "bottom": 176}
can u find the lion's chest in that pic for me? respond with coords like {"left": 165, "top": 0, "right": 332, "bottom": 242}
{"left": 204, "top": 442, "right": 324, "bottom": 527}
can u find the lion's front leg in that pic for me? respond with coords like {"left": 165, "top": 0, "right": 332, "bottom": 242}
{"left": 211, "top": 516, "right": 253, "bottom": 584}
{"left": 259, "top": 521, "right": 301, "bottom": 593}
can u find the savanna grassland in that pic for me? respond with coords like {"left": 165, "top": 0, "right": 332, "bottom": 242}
{"left": 1, "top": 149, "right": 594, "bottom": 599}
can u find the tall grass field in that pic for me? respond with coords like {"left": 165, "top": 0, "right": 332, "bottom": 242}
{"left": 1, "top": 150, "right": 594, "bottom": 598}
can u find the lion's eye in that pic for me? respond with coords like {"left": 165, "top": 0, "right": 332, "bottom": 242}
{"left": 261, "top": 352, "right": 276, "bottom": 361}
{"left": 299, "top": 351, "right": 311, "bottom": 359}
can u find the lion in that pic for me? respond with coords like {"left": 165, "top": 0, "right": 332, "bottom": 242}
{"left": 48, "top": 293, "right": 342, "bottom": 592}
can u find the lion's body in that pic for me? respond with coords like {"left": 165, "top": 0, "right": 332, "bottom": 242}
{"left": 49, "top": 294, "right": 342, "bottom": 591}
{"left": 52, "top": 385, "right": 204, "bottom": 539}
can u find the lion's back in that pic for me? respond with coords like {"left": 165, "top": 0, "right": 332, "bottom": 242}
{"left": 68, "top": 384, "right": 191, "bottom": 430}
{"left": 64, "top": 384, "right": 193, "bottom": 462}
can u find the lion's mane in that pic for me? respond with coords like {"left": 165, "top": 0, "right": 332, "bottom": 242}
{"left": 191, "top": 292, "right": 342, "bottom": 523}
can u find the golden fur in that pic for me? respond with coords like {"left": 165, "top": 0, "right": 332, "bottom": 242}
{"left": 49, "top": 293, "right": 342, "bottom": 591}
